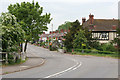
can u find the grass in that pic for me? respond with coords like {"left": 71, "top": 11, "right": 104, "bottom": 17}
{"left": 70, "top": 52, "right": 119, "bottom": 59}
{"left": 5, "top": 72, "right": 8, "bottom": 74}
{"left": 2, "top": 58, "right": 27, "bottom": 67}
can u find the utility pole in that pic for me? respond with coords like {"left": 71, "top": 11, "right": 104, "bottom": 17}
{"left": 51, "top": 24, "right": 53, "bottom": 44}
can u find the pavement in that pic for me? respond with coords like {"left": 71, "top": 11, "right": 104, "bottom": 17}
{"left": 2, "top": 44, "right": 118, "bottom": 78}
{"left": 2, "top": 51, "right": 45, "bottom": 75}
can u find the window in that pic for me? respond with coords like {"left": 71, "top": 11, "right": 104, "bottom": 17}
{"left": 92, "top": 32, "right": 109, "bottom": 40}
{"left": 102, "top": 33, "right": 107, "bottom": 38}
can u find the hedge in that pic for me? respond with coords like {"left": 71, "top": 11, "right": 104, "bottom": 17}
{"left": 98, "top": 51, "right": 116, "bottom": 54}
{"left": 71, "top": 49, "right": 116, "bottom": 54}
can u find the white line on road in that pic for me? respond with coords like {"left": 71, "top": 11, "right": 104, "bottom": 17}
{"left": 44, "top": 59, "right": 82, "bottom": 78}
{"left": 72, "top": 62, "right": 82, "bottom": 70}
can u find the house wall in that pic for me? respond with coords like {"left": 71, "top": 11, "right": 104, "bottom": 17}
{"left": 109, "top": 32, "right": 116, "bottom": 41}
{"left": 39, "top": 37, "right": 47, "bottom": 42}
{"left": 92, "top": 31, "right": 117, "bottom": 43}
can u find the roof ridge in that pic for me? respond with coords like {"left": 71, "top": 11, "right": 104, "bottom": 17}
{"left": 94, "top": 19, "right": 118, "bottom": 21}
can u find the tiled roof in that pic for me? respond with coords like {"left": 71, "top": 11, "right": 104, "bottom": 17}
{"left": 83, "top": 19, "right": 119, "bottom": 31}
{"left": 40, "top": 32, "right": 67, "bottom": 38}
{"left": 40, "top": 34, "right": 49, "bottom": 37}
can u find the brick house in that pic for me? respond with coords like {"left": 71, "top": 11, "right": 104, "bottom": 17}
{"left": 39, "top": 32, "right": 49, "bottom": 42}
{"left": 39, "top": 30, "right": 68, "bottom": 42}
{"left": 82, "top": 14, "right": 118, "bottom": 43}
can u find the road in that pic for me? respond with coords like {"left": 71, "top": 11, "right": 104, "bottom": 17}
{"left": 3, "top": 44, "right": 118, "bottom": 78}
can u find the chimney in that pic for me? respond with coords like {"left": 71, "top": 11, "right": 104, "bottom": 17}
{"left": 65, "top": 29, "right": 67, "bottom": 32}
{"left": 56, "top": 30, "right": 59, "bottom": 33}
{"left": 43, "top": 32, "right": 45, "bottom": 34}
{"left": 113, "top": 18, "right": 115, "bottom": 21}
{"left": 89, "top": 14, "right": 94, "bottom": 24}
{"left": 50, "top": 31, "right": 52, "bottom": 34}
{"left": 53, "top": 31, "right": 55, "bottom": 34}
{"left": 61, "top": 29, "right": 64, "bottom": 33}
{"left": 82, "top": 17, "right": 86, "bottom": 24}
{"left": 112, "top": 25, "right": 116, "bottom": 30}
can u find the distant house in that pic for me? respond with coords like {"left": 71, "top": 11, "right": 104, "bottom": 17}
{"left": 82, "top": 14, "right": 118, "bottom": 43}
{"left": 39, "top": 32, "right": 49, "bottom": 42}
{"left": 39, "top": 30, "right": 68, "bottom": 42}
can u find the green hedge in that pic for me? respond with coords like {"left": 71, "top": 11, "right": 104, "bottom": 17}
{"left": 72, "top": 49, "right": 116, "bottom": 54}
{"left": 74, "top": 49, "right": 98, "bottom": 53}
{"left": 98, "top": 51, "right": 116, "bottom": 54}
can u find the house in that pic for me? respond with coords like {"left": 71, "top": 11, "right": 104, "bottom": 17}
{"left": 39, "top": 30, "right": 68, "bottom": 42}
{"left": 82, "top": 14, "right": 118, "bottom": 43}
{"left": 39, "top": 32, "right": 49, "bottom": 42}
{"left": 48, "top": 30, "right": 68, "bottom": 41}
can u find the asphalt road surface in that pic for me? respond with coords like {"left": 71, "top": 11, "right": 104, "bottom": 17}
{"left": 3, "top": 44, "right": 118, "bottom": 78}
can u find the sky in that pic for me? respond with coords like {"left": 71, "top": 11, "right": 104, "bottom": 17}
{"left": 0, "top": 0, "right": 119, "bottom": 33}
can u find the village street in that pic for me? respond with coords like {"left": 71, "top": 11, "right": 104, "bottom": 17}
{"left": 3, "top": 44, "right": 118, "bottom": 78}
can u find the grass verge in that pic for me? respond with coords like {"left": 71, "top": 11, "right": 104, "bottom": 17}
{"left": 2, "top": 58, "right": 28, "bottom": 67}
{"left": 70, "top": 52, "right": 119, "bottom": 59}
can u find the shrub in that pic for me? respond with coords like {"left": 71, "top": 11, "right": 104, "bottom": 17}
{"left": 73, "top": 49, "right": 116, "bottom": 54}
{"left": 84, "top": 49, "right": 92, "bottom": 53}
{"left": 74, "top": 49, "right": 92, "bottom": 53}
{"left": 89, "top": 40, "right": 102, "bottom": 50}
{"left": 8, "top": 54, "right": 15, "bottom": 64}
{"left": 101, "top": 43, "right": 117, "bottom": 52}
{"left": 98, "top": 51, "right": 116, "bottom": 54}
{"left": 15, "top": 59, "right": 21, "bottom": 63}
{"left": 91, "top": 49, "right": 99, "bottom": 53}
{"left": 49, "top": 47, "right": 57, "bottom": 51}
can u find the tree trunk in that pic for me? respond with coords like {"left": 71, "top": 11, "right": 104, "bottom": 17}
{"left": 24, "top": 40, "right": 28, "bottom": 52}
{"left": 21, "top": 43, "right": 23, "bottom": 52}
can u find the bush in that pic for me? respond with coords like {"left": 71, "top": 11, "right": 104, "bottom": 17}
{"left": 91, "top": 49, "right": 99, "bottom": 53}
{"left": 74, "top": 49, "right": 92, "bottom": 53}
{"left": 49, "top": 47, "right": 57, "bottom": 51}
{"left": 40, "top": 42, "right": 45, "bottom": 46}
{"left": 89, "top": 40, "right": 102, "bottom": 50}
{"left": 49, "top": 45, "right": 58, "bottom": 51}
{"left": 73, "top": 49, "right": 116, "bottom": 54}
{"left": 98, "top": 51, "right": 116, "bottom": 54}
{"left": 100, "top": 43, "right": 117, "bottom": 52}
{"left": 15, "top": 59, "right": 21, "bottom": 63}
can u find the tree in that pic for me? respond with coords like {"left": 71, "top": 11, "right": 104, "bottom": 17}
{"left": 0, "top": 12, "right": 24, "bottom": 52}
{"left": 64, "top": 20, "right": 82, "bottom": 50}
{"left": 58, "top": 21, "right": 72, "bottom": 31}
{"left": 8, "top": 1, "right": 52, "bottom": 52}
{"left": 73, "top": 29, "right": 87, "bottom": 49}
{"left": 113, "top": 28, "right": 120, "bottom": 52}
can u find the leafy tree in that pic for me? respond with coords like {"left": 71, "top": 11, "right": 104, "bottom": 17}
{"left": 84, "top": 27, "right": 92, "bottom": 48}
{"left": 73, "top": 29, "right": 87, "bottom": 49}
{"left": 113, "top": 28, "right": 120, "bottom": 52}
{"left": 58, "top": 21, "right": 72, "bottom": 31}
{"left": 0, "top": 12, "right": 24, "bottom": 52}
{"left": 64, "top": 20, "right": 82, "bottom": 50}
{"left": 8, "top": 1, "right": 52, "bottom": 52}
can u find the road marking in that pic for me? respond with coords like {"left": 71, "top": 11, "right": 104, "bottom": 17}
{"left": 44, "top": 59, "right": 82, "bottom": 78}
{"left": 20, "top": 66, "right": 29, "bottom": 68}
{"left": 72, "top": 62, "right": 82, "bottom": 70}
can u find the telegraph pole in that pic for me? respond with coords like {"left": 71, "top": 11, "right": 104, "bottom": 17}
{"left": 51, "top": 24, "right": 53, "bottom": 44}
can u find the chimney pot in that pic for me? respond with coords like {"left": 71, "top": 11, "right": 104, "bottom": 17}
{"left": 82, "top": 17, "right": 86, "bottom": 24}
{"left": 43, "top": 32, "right": 45, "bottom": 34}
{"left": 89, "top": 14, "right": 94, "bottom": 24}
{"left": 50, "top": 31, "right": 52, "bottom": 34}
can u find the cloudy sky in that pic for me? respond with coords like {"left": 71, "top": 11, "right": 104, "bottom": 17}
{"left": 0, "top": 0, "right": 119, "bottom": 33}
